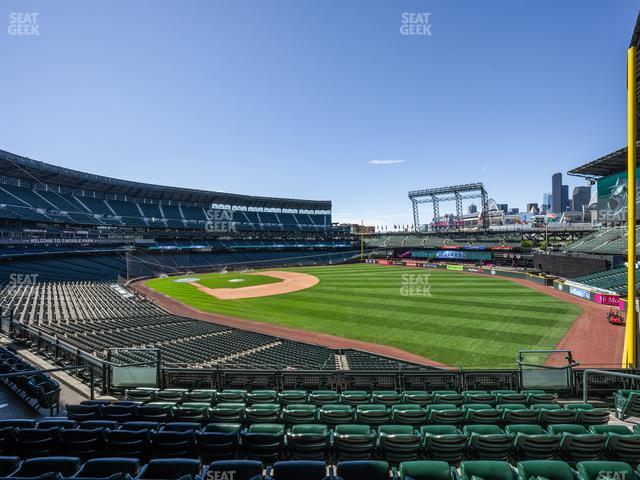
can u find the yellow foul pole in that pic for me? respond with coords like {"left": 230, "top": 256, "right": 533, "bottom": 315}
{"left": 625, "top": 46, "right": 637, "bottom": 368}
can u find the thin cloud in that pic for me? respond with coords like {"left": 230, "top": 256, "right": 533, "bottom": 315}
{"left": 369, "top": 159, "right": 406, "bottom": 165}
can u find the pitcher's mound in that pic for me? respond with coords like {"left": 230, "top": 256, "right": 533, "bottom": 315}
{"left": 188, "top": 271, "right": 319, "bottom": 300}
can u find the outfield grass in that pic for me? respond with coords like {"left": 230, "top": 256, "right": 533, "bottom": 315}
{"left": 145, "top": 264, "right": 581, "bottom": 368}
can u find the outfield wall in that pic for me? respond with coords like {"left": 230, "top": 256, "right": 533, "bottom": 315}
{"left": 365, "top": 258, "right": 550, "bottom": 285}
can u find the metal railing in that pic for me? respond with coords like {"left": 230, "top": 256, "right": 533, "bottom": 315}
{"left": 582, "top": 369, "right": 640, "bottom": 402}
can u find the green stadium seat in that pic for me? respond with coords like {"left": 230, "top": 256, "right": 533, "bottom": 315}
{"left": 155, "top": 389, "right": 186, "bottom": 402}
{"left": 397, "top": 460, "right": 453, "bottom": 480}
{"left": 526, "top": 392, "right": 558, "bottom": 405}
{"left": 184, "top": 389, "right": 216, "bottom": 403}
{"left": 506, "top": 424, "right": 561, "bottom": 460}
{"left": 599, "top": 429, "right": 640, "bottom": 467}
{"left": 247, "top": 390, "right": 277, "bottom": 405}
{"left": 391, "top": 404, "right": 428, "bottom": 426}
{"left": 576, "top": 461, "right": 636, "bottom": 480}
{"left": 433, "top": 392, "right": 464, "bottom": 407}
{"left": 458, "top": 460, "right": 515, "bottom": 480}
{"left": 278, "top": 390, "right": 308, "bottom": 405}
{"left": 309, "top": 390, "right": 339, "bottom": 406}
{"left": 282, "top": 404, "right": 318, "bottom": 425}
{"left": 517, "top": 460, "right": 575, "bottom": 480}
{"left": 197, "top": 423, "right": 241, "bottom": 462}
{"left": 464, "top": 425, "right": 513, "bottom": 461}
{"left": 245, "top": 403, "right": 281, "bottom": 424}
{"left": 378, "top": 425, "right": 422, "bottom": 464}
{"left": 420, "top": 425, "right": 466, "bottom": 464}
{"left": 356, "top": 404, "right": 390, "bottom": 426}
{"left": 286, "top": 424, "right": 330, "bottom": 460}
{"left": 172, "top": 402, "right": 211, "bottom": 423}
{"left": 538, "top": 406, "right": 577, "bottom": 426}
{"left": 217, "top": 389, "right": 247, "bottom": 403}
{"left": 402, "top": 391, "right": 433, "bottom": 406}
{"left": 614, "top": 391, "right": 640, "bottom": 420}
{"left": 209, "top": 403, "right": 245, "bottom": 423}
{"left": 242, "top": 423, "right": 285, "bottom": 463}
{"left": 463, "top": 404, "right": 502, "bottom": 425}
{"left": 126, "top": 389, "right": 156, "bottom": 402}
{"left": 548, "top": 424, "right": 607, "bottom": 463}
{"left": 567, "top": 406, "right": 610, "bottom": 426}
{"left": 371, "top": 391, "right": 403, "bottom": 406}
{"left": 319, "top": 404, "right": 354, "bottom": 427}
{"left": 334, "top": 424, "right": 377, "bottom": 460}
{"left": 498, "top": 404, "right": 539, "bottom": 425}
{"left": 494, "top": 392, "right": 528, "bottom": 404}
{"left": 340, "top": 391, "right": 371, "bottom": 406}
{"left": 138, "top": 403, "right": 175, "bottom": 422}
{"left": 426, "top": 405, "right": 464, "bottom": 426}
{"left": 464, "top": 391, "right": 496, "bottom": 406}
{"left": 589, "top": 425, "right": 633, "bottom": 435}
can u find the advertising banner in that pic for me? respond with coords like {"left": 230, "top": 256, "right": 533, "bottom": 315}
{"left": 446, "top": 265, "right": 464, "bottom": 271}
{"left": 594, "top": 293, "right": 620, "bottom": 305}
{"left": 569, "top": 286, "right": 590, "bottom": 300}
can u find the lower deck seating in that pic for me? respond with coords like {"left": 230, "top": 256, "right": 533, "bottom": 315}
{"left": 0, "top": 456, "right": 635, "bottom": 480}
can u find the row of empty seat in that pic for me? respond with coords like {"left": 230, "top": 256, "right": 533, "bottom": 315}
{"left": 0, "top": 457, "right": 634, "bottom": 480}
{"left": 124, "top": 388, "right": 560, "bottom": 406}
{"left": 0, "top": 182, "right": 331, "bottom": 232}
{"left": 1, "top": 415, "right": 639, "bottom": 465}
{"left": 64, "top": 400, "right": 612, "bottom": 430}
{"left": 5, "top": 282, "right": 419, "bottom": 371}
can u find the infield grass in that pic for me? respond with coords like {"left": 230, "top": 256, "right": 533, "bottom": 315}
{"left": 144, "top": 264, "right": 581, "bottom": 367}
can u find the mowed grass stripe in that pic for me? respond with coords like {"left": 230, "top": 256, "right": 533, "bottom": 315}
{"left": 145, "top": 264, "right": 581, "bottom": 367}
{"left": 285, "top": 287, "right": 574, "bottom": 318}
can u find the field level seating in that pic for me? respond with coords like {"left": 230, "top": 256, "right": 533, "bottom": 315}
{"left": 0, "top": 454, "right": 636, "bottom": 480}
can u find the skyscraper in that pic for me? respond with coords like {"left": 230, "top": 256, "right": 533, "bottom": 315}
{"left": 542, "top": 193, "right": 552, "bottom": 214}
{"left": 572, "top": 186, "right": 592, "bottom": 212}
{"left": 561, "top": 185, "right": 569, "bottom": 212}
{"left": 552, "top": 173, "right": 562, "bottom": 213}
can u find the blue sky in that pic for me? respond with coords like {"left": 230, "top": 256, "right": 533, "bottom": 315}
{"left": 0, "top": 0, "right": 637, "bottom": 226}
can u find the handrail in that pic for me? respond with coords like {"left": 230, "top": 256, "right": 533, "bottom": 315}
{"left": 0, "top": 365, "right": 97, "bottom": 400}
{"left": 517, "top": 349, "right": 580, "bottom": 370}
{"left": 582, "top": 368, "right": 640, "bottom": 403}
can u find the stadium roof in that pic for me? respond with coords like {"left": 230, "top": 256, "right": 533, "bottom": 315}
{"left": 567, "top": 143, "right": 640, "bottom": 179}
{"left": 0, "top": 149, "right": 331, "bottom": 209}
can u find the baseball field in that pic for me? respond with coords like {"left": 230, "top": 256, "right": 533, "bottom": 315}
{"left": 144, "top": 263, "right": 581, "bottom": 367}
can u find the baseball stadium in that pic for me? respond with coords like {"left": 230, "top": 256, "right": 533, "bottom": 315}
{"left": 1, "top": 4, "right": 640, "bottom": 480}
